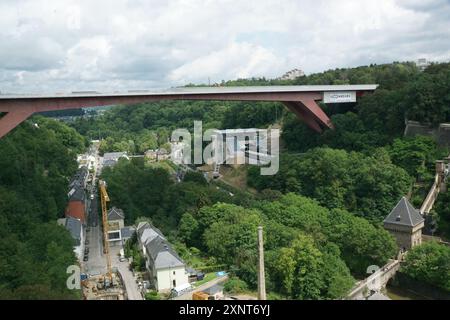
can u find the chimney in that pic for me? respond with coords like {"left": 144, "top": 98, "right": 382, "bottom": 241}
{"left": 257, "top": 226, "right": 266, "bottom": 300}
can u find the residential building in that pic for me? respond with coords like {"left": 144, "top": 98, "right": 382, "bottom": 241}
{"left": 157, "top": 148, "right": 170, "bottom": 161}
{"left": 144, "top": 236, "right": 188, "bottom": 293}
{"left": 77, "top": 154, "right": 97, "bottom": 170}
{"left": 137, "top": 222, "right": 165, "bottom": 253}
{"left": 278, "top": 68, "right": 305, "bottom": 80}
{"left": 145, "top": 149, "right": 158, "bottom": 161}
{"left": 211, "top": 128, "right": 272, "bottom": 166}
{"left": 65, "top": 167, "right": 89, "bottom": 224}
{"left": 145, "top": 148, "right": 172, "bottom": 162}
{"left": 415, "top": 58, "right": 431, "bottom": 71}
{"left": 107, "top": 207, "right": 125, "bottom": 247}
{"left": 102, "top": 151, "right": 129, "bottom": 167}
{"left": 137, "top": 222, "right": 188, "bottom": 292}
{"left": 68, "top": 166, "right": 89, "bottom": 190}
{"left": 120, "top": 226, "right": 135, "bottom": 246}
{"left": 383, "top": 197, "right": 425, "bottom": 251}
{"left": 108, "top": 207, "right": 125, "bottom": 228}
{"left": 58, "top": 217, "right": 85, "bottom": 261}
{"left": 66, "top": 184, "right": 87, "bottom": 224}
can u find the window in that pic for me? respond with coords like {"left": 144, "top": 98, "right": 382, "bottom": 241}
{"left": 173, "top": 280, "right": 176, "bottom": 287}
{"left": 108, "top": 231, "right": 121, "bottom": 240}
{"left": 173, "top": 271, "right": 176, "bottom": 275}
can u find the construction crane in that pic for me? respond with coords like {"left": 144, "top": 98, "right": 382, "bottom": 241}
{"left": 99, "top": 179, "right": 112, "bottom": 280}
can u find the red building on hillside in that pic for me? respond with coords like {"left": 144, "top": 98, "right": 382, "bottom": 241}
{"left": 66, "top": 187, "right": 87, "bottom": 224}
{"left": 65, "top": 167, "right": 88, "bottom": 224}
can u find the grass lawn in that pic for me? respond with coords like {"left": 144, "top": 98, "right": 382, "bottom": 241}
{"left": 192, "top": 272, "right": 217, "bottom": 288}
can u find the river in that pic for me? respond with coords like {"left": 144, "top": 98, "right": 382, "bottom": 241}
{"left": 385, "top": 285, "right": 430, "bottom": 300}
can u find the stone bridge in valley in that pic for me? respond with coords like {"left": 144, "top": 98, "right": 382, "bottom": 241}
{"left": 346, "top": 258, "right": 402, "bottom": 300}
{"left": 0, "top": 85, "right": 377, "bottom": 139}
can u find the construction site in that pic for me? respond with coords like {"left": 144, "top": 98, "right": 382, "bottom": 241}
{"left": 81, "top": 180, "right": 126, "bottom": 300}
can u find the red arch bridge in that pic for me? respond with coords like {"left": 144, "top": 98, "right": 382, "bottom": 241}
{"left": 0, "top": 84, "right": 377, "bottom": 138}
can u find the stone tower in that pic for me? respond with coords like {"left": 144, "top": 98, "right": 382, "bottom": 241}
{"left": 383, "top": 197, "right": 425, "bottom": 252}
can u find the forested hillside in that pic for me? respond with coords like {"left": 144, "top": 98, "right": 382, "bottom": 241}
{"left": 3, "top": 61, "right": 449, "bottom": 299}
{"left": 0, "top": 116, "right": 85, "bottom": 299}
{"left": 102, "top": 158, "right": 396, "bottom": 298}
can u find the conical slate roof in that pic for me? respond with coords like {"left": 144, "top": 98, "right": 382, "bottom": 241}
{"left": 384, "top": 197, "right": 424, "bottom": 227}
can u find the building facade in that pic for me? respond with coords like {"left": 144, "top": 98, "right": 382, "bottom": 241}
{"left": 107, "top": 207, "right": 125, "bottom": 247}
{"left": 66, "top": 167, "right": 88, "bottom": 224}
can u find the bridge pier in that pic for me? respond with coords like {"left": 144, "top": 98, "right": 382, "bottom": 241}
{"left": 0, "top": 107, "right": 34, "bottom": 138}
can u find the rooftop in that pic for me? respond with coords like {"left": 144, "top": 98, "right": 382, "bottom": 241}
{"left": 120, "top": 226, "right": 135, "bottom": 239}
{"left": 203, "top": 284, "right": 224, "bottom": 295}
{"left": 65, "top": 216, "right": 82, "bottom": 245}
{"left": 145, "top": 235, "right": 184, "bottom": 269}
{"left": 69, "top": 187, "right": 85, "bottom": 202}
{"left": 108, "top": 207, "right": 125, "bottom": 220}
{"left": 141, "top": 226, "right": 165, "bottom": 245}
{"left": 384, "top": 197, "right": 424, "bottom": 227}
{"left": 103, "top": 152, "right": 128, "bottom": 162}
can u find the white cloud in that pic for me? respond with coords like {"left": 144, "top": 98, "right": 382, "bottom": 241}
{"left": 0, "top": 0, "right": 449, "bottom": 93}
{"left": 169, "top": 42, "right": 283, "bottom": 83}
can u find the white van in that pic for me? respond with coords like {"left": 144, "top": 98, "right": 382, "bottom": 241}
{"left": 171, "top": 283, "right": 192, "bottom": 297}
{"left": 119, "top": 249, "right": 126, "bottom": 262}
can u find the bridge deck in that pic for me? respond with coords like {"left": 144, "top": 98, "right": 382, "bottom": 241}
{"left": 0, "top": 84, "right": 378, "bottom": 138}
{"left": 0, "top": 85, "right": 377, "bottom": 99}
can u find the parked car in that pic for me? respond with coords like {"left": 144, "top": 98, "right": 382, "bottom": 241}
{"left": 83, "top": 255, "right": 89, "bottom": 262}
{"left": 196, "top": 272, "right": 205, "bottom": 281}
{"left": 85, "top": 239, "right": 89, "bottom": 245}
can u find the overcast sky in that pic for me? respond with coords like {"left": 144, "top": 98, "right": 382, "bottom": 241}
{"left": 1, "top": 0, "right": 449, "bottom": 93}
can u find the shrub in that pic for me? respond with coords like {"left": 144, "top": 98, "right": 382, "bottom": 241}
{"left": 224, "top": 277, "right": 248, "bottom": 294}
{"left": 145, "top": 290, "right": 161, "bottom": 300}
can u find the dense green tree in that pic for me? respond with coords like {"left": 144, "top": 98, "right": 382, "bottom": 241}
{"left": 403, "top": 63, "right": 450, "bottom": 125}
{"left": 401, "top": 241, "right": 450, "bottom": 292}
{"left": 325, "top": 208, "right": 397, "bottom": 275}
{"left": 202, "top": 203, "right": 261, "bottom": 287}
{"left": 101, "top": 158, "right": 173, "bottom": 227}
{"left": 178, "top": 212, "right": 199, "bottom": 244}
{"left": 388, "top": 135, "right": 446, "bottom": 178}
{"left": 183, "top": 171, "right": 207, "bottom": 186}
{"left": 267, "top": 234, "right": 354, "bottom": 299}
{"left": 249, "top": 148, "right": 412, "bottom": 220}
{"left": 0, "top": 119, "right": 83, "bottom": 299}
{"left": 222, "top": 102, "right": 284, "bottom": 128}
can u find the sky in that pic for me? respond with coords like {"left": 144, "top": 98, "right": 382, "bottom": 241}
{"left": 0, "top": 0, "right": 449, "bottom": 93}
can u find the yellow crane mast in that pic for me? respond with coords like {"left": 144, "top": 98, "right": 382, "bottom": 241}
{"left": 99, "top": 180, "right": 112, "bottom": 278}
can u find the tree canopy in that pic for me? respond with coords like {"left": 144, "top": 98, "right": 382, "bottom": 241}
{"left": 0, "top": 118, "right": 84, "bottom": 299}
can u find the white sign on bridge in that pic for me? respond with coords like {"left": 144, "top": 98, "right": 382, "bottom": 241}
{"left": 323, "top": 91, "right": 356, "bottom": 103}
